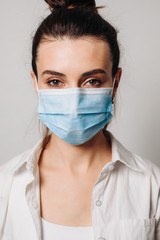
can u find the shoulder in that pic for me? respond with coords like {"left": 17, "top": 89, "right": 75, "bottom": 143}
{"left": 132, "top": 151, "right": 160, "bottom": 186}
{"left": 0, "top": 149, "right": 32, "bottom": 179}
{"left": 0, "top": 138, "right": 43, "bottom": 177}
{"left": 0, "top": 148, "right": 34, "bottom": 207}
{"left": 110, "top": 131, "right": 160, "bottom": 187}
{"left": 112, "top": 134, "right": 160, "bottom": 222}
{"left": 0, "top": 137, "right": 43, "bottom": 199}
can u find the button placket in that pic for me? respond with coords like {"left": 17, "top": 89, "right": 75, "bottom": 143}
{"left": 92, "top": 167, "right": 111, "bottom": 240}
{"left": 95, "top": 197, "right": 104, "bottom": 238}
{"left": 31, "top": 194, "right": 38, "bottom": 209}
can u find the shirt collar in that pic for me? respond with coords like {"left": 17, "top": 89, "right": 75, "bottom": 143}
{"left": 11, "top": 130, "right": 144, "bottom": 174}
{"left": 109, "top": 131, "right": 144, "bottom": 173}
{"left": 10, "top": 138, "right": 44, "bottom": 174}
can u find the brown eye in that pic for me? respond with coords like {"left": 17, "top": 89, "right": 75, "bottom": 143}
{"left": 47, "top": 79, "right": 63, "bottom": 87}
{"left": 85, "top": 79, "right": 102, "bottom": 87}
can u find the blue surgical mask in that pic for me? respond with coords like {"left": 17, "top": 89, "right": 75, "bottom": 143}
{"left": 35, "top": 80, "right": 114, "bottom": 145}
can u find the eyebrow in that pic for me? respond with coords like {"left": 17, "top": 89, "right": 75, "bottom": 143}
{"left": 41, "top": 69, "right": 107, "bottom": 78}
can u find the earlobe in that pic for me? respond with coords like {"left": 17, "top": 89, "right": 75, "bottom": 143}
{"left": 31, "top": 70, "right": 38, "bottom": 95}
{"left": 115, "top": 67, "right": 122, "bottom": 87}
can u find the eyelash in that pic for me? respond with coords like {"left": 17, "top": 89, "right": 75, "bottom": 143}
{"left": 47, "top": 78, "right": 102, "bottom": 87}
{"left": 47, "top": 79, "right": 63, "bottom": 87}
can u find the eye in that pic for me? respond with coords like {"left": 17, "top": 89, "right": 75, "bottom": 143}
{"left": 47, "top": 79, "right": 64, "bottom": 87}
{"left": 85, "top": 79, "right": 102, "bottom": 87}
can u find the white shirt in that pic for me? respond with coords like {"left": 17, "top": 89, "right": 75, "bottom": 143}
{"left": 0, "top": 130, "right": 160, "bottom": 240}
{"left": 41, "top": 217, "right": 94, "bottom": 240}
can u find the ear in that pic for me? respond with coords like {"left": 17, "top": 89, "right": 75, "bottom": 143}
{"left": 112, "top": 67, "right": 122, "bottom": 101}
{"left": 31, "top": 70, "right": 38, "bottom": 95}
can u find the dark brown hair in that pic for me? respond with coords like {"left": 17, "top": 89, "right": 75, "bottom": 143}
{"left": 32, "top": 0, "right": 120, "bottom": 78}
{"left": 32, "top": 0, "right": 120, "bottom": 149}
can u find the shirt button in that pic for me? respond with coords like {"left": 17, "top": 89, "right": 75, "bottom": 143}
{"left": 96, "top": 200, "right": 102, "bottom": 207}
{"left": 98, "top": 237, "right": 105, "bottom": 240}
{"left": 26, "top": 162, "right": 34, "bottom": 172}
{"left": 108, "top": 164, "right": 115, "bottom": 171}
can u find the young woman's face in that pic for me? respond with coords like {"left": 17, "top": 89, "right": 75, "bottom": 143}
{"left": 32, "top": 36, "right": 121, "bottom": 93}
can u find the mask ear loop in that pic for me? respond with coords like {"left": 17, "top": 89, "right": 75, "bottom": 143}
{"left": 102, "top": 77, "right": 116, "bottom": 132}
{"left": 112, "top": 77, "right": 116, "bottom": 104}
{"left": 35, "top": 77, "right": 39, "bottom": 95}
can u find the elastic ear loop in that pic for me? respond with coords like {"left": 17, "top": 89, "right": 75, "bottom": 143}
{"left": 35, "top": 77, "right": 39, "bottom": 95}
{"left": 112, "top": 77, "right": 116, "bottom": 90}
{"left": 102, "top": 78, "right": 116, "bottom": 131}
{"left": 112, "top": 78, "right": 116, "bottom": 104}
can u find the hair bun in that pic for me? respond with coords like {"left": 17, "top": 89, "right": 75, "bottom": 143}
{"left": 44, "top": 0, "right": 97, "bottom": 12}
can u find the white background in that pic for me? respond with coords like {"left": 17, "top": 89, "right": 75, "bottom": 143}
{"left": 0, "top": 0, "right": 160, "bottom": 167}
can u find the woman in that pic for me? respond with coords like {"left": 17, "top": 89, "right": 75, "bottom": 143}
{"left": 0, "top": 0, "right": 160, "bottom": 239}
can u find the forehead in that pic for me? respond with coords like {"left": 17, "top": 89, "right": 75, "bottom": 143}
{"left": 37, "top": 37, "right": 112, "bottom": 72}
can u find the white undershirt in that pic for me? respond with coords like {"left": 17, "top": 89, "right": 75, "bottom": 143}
{"left": 41, "top": 218, "right": 94, "bottom": 240}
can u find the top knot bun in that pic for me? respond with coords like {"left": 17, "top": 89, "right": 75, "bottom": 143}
{"left": 44, "top": 0, "right": 97, "bottom": 12}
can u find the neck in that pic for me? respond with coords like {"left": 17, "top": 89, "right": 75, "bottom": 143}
{"left": 39, "top": 129, "right": 112, "bottom": 174}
